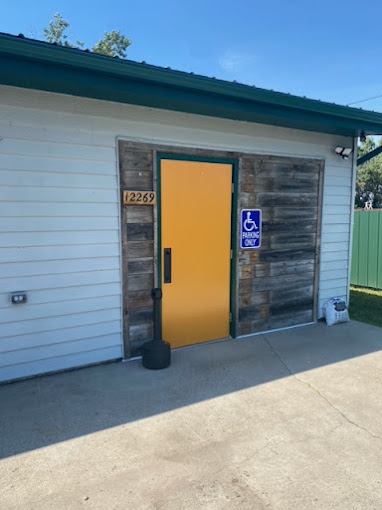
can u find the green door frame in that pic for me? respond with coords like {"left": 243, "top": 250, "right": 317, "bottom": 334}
{"left": 156, "top": 152, "right": 239, "bottom": 339}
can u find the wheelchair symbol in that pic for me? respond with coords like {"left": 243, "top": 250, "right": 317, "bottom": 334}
{"left": 243, "top": 211, "right": 258, "bottom": 232}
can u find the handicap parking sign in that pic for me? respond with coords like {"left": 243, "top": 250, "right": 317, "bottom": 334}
{"left": 240, "top": 209, "right": 261, "bottom": 249}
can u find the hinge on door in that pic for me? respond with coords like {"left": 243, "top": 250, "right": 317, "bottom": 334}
{"left": 232, "top": 182, "right": 234, "bottom": 194}
{"left": 229, "top": 313, "right": 232, "bottom": 322}
{"left": 230, "top": 249, "right": 233, "bottom": 259}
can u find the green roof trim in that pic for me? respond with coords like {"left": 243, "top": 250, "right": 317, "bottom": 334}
{"left": 357, "top": 145, "right": 382, "bottom": 166}
{"left": 1, "top": 32, "right": 382, "bottom": 137}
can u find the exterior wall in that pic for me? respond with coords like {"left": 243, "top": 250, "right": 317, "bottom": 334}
{"left": 0, "top": 85, "right": 353, "bottom": 381}
{"left": 0, "top": 87, "right": 124, "bottom": 382}
{"left": 238, "top": 155, "right": 323, "bottom": 334}
{"left": 119, "top": 141, "right": 323, "bottom": 355}
{"left": 320, "top": 161, "right": 354, "bottom": 312}
{"left": 119, "top": 143, "right": 155, "bottom": 356}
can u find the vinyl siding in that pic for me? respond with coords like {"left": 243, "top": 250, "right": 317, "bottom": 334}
{"left": 0, "top": 87, "right": 124, "bottom": 382}
{"left": 0, "top": 85, "right": 354, "bottom": 381}
{"left": 319, "top": 163, "right": 354, "bottom": 314}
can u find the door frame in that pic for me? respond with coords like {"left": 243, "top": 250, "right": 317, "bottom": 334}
{"left": 156, "top": 152, "right": 239, "bottom": 340}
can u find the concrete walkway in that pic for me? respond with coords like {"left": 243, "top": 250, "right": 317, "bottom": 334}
{"left": 1, "top": 320, "right": 382, "bottom": 509}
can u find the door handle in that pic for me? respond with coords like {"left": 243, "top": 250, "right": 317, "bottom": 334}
{"left": 164, "top": 248, "right": 172, "bottom": 283}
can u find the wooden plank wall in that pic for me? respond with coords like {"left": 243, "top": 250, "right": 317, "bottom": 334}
{"left": 119, "top": 141, "right": 323, "bottom": 355}
{"left": 119, "top": 141, "right": 155, "bottom": 356}
{"left": 238, "top": 156, "right": 323, "bottom": 335}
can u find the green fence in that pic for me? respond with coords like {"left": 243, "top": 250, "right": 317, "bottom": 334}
{"left": 351, "top": 210, "right": 382, "bottom": 289}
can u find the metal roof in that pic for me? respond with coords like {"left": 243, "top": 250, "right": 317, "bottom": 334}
{"left": 1, "top": 32, "right": 382, "bottom": 137}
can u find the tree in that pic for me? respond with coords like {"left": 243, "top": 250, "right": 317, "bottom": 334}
{"left": 92, "top": 30, "right": 131, "bottom": 58}
{"left": 43, "top": 13, "right": 84, "bottom": 48}
{"left": 355, "top": 138, "right": 382, "bottom": 209}
{"left": 42, "top": 13, "right": 131, "bottom": 57}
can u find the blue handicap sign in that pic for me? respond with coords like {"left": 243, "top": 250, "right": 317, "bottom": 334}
{"left": 240, "top": 209, "right": 262, "bottom": 249}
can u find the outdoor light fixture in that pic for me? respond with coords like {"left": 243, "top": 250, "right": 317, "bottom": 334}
{"left": 335, "top": 146, "right": 353, "bottom": 160}
{"left": 360, "top": 131, "right": 367, "bottom": 143}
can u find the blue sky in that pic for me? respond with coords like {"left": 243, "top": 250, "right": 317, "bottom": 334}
{"left": 3, "top": 1, "right": 382, "bottom": 111}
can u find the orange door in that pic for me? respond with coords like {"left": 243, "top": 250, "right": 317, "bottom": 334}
{"left": 160, "top": 159, "right": 232, "bottom": 348}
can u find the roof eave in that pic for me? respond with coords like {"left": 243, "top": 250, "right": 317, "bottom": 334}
{"left": 1, "top": 33, "right": 382, "bottom": 137}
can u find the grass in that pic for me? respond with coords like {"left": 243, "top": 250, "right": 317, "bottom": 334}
{"left": 349, "top": 286, "right": 382, "bottom": 327}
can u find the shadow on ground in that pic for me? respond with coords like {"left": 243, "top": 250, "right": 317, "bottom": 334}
{"left": 1, "top": 320, "right": 380, "bottom": 460}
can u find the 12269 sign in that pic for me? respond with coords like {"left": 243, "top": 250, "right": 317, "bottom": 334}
{"left": 123, "top": 190, "right": 156, "bottom": 205}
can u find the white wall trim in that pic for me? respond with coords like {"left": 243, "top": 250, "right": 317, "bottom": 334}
{"left": 115, "top": 134, "right": 328, "bottom": 162}
{"left": 115, "top": 137, "right": 124, "bottom": 357}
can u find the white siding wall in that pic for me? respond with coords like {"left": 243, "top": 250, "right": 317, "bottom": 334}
{"left": 0, "top": 87, "right": 124, "bottom": 382}
{"left": 319, "top": 162, "right": 354, "bottom": 313}
{"left": 0, "top": 85, "right": 354, "bottom": 382}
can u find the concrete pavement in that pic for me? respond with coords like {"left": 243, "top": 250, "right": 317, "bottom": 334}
{"left": 1, "top": 320, "right": 382, "bottom": 509}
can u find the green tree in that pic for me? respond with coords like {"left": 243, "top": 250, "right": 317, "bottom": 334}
{"left": 356, "top": 138, "right": 382, "bottom": 209}
{"left": 42, "top": 13, "right": 131, "bottom": 57}
{"left": 42, "top": 13, "right": 84, "bottom": 48}
{"left": 92, "top": 30, "right": 131, "bottom": 58}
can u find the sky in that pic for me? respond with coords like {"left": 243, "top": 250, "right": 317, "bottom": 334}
{"left": 3, "top": 0, "right": 382, "bottom": 112}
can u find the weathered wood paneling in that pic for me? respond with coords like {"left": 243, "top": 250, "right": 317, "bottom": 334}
{"left": 126, "top": 223, "right": 154, "bottom": 241}
{"left": 119, "top": 142, "right": 156, "bottom": 356}
{"left": 238, "top": 156, "right": 322, "bottom": 335}
{"left": 127, "top": 258, "right": 154, "bottom": 275}
{"left": 119, "top": 143, "right": 322, "bottom": 353}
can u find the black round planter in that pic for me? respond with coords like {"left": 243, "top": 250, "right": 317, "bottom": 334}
{"left": 141, "top": 288, "right": 171, "bottom": 370}
{"left": 142, "top": 340, "right": 171, "bottom": 370}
